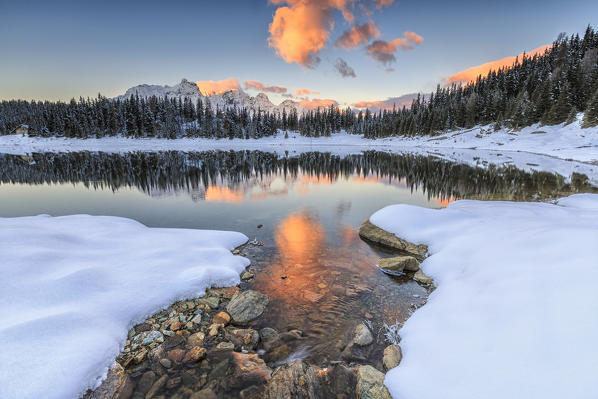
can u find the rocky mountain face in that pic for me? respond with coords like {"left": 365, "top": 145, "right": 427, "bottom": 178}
{"left": 118, "top": 79, "right": 307, "bottom": 115}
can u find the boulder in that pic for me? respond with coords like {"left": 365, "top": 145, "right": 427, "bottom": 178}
{"left": 356, "top": 365, "right": 392, "bottom": 399}
{"left": 226, "top": 290, "right": 269, "bottom": 324}
{"left": 413, "top": 269, "right": 433, "bottom": 285}
{"left": 383, "top": 345, "right": 402, "bottom": 370}
{"left": 359, "top": 221, "right": 427, "bottom": 260}
{"left": 378, "top": 256, "right": 419, "bottom": 274}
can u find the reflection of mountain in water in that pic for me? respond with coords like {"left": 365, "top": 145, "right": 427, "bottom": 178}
{"left": 0, "top": 151, "right": 595, "bottom": 201}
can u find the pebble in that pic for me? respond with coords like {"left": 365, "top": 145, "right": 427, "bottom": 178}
{"left": 159, "top": 358, "right": 172, "bottom": 368}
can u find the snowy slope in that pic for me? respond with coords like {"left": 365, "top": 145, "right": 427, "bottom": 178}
{"left": 1, "top": 120, "right": 597, "bottom": 184}
{"left": 370, "top": 194, "right": 598, "bottom": 399}
{"left": 0, "top": 215, "right": 249, "bottom": 399}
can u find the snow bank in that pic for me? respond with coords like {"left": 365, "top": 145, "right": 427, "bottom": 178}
{"left": 370, "top": 194, "right": 598, "bottom": 399}
{"left": 0, "top": 215, "right": 249, "bottom": 399}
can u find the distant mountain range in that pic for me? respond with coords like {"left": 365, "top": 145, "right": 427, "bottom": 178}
{"left": 117, "top": 79, "right": 310, "bottom": 115}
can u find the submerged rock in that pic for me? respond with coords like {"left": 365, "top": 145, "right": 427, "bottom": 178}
{"left": 359, "top": 221, "right": 427, "bottom": 260}
{"left": 356, "top": 365, "right": 392, "bottom": 399}
{"left": 383, "top": 344, "right": 403, "bottom": 370}
{"left": 378, "top": 256, "right": 419, "bottom": 274}
{"left": 353, "top": 323, "right": 374, "bottom": 346}
{"left": 226, "top": 290, "right": 269, "bottom": 324}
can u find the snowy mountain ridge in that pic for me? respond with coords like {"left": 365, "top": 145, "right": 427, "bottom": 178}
{"left": 118, "top": 79, "right": 308, "bottom": 115}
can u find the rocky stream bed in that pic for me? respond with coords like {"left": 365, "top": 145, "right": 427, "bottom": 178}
{"left": 83, "top": 222, "right": 433, "bottom": 399}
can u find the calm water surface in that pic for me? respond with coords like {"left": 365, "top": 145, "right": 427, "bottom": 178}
{"left": 1, "top": 151, "right": 594, "bottom": 367}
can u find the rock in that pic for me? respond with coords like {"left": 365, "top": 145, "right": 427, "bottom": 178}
{"left": 187, "top": 332, "right": 206, "bottom": 347}
{"left": 241, "top": 270, "right": 255, "bottom": 280}
{"left": 167, "top": 348, "right": 185, "bottom": 362}
{"left": 227, "top": 328, "right": 260, "bottom": 350}
{"left": 208, "top": 323, "right": 223, "bottom": 337}
{"left": 159, "top": 358, "right": 172, "bottom": 368}
{"left": 413, "top": 269, "right": 433, "bottom": 285}
{"left": 137, "top": 331, "right": 164, "bottom": 346}
{"left": 169, "top": 320, "right": 182, "bottom": 331}
{"left": 227, "top": 352, "right": 272, "bottom": 389}
{"left": 215, "top": 341, "right": 235, "bottom": 352}
{"left": 378, "top": 256, "right": 419, "bottom": 274}
{"left": 259, "top": 327, "right": 279, "bottom": 343}
{"left": 183, "top": 346, "right": 207, "bottom": 363}
{"left": 133, "top": 348, "right": 148, "bottom": 364}
{"left": 197, "top": 296, "right": 220, "bottom": 309}
{"left": 213, "top": 311, "right": 231, "bottom": 326}
{"left": 266, "top": 360, "right": 320, "bottom": 398}
{"left": 356, "top": 365, "right": 392, "bottom": 399}
{"left": 145, "top": 374, "right": 168, "bottom": 399}
{"left": 165, "top": 376, "right": 181, "bottom": 390}
{"left": 359, "top": 221, "right": 427, "bottom": 260}
{"left": 226, "top": 290, "right": 269, "bottom": 324}
{"left": 353, "top": 323, "right": 374, "bottom": 346}
{"left": 136, "top": 371, "right": 156, "bottom": 395}
{"left": 190, "top": 388, "right": 218, "bottom": 399}
{"left": 84, "top": 363, "right": 133, "bottom": 399}
{"left": 264, "top": 344, "right": 292, "bottom": 364}
{"left": 383, "top": 345, "right": 403, "bottom": 370}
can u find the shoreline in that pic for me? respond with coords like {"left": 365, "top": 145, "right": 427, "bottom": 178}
{"left": 86, "top": 229, "right": 434, "bottom": 399}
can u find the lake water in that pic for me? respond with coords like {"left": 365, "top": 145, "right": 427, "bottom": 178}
{"left": 1, "top": 150, "right": 595, "bottom": 368}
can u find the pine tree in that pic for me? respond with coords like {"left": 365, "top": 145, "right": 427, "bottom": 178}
{"left": 582, "top": 89, "right": 598, "bottom": 127}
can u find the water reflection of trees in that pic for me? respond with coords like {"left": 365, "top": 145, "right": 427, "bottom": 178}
{"left": 0, "top": 151, "right": 594, "bottom": 201}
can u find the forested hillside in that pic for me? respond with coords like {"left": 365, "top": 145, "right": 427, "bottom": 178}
{"left": 1, "top": 27, "right": 597, "bottom": 139}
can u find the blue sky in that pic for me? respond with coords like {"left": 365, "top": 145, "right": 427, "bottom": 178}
{"left": 1, "top": 0, "right": 596, "bottom": 106}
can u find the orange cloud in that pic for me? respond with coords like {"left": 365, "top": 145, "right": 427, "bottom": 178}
{"left": 295, "top": 88, "right": 311, "bottom": 96}
{"left": 244, "top": 80, "right": 287, "bottom": 94}
{"left": 373, "top": 0, "right": 393, "bottom": 8}
{"left": 447, "top": 44, "right": 551, "bottom": 84}
{"left": 335, "top": 20, "right": 380, "bottom": 50}
{"left": 300, "top": 98, "right": 338, "bottom": 110}
{"left": 195, "top": 78, "right": 240, "bottom": 96}
{"left": 366, "top": 31, "right": 423, "bottom": 65}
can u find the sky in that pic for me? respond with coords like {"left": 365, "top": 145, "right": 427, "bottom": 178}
{"left": 1, "top": 0, "right": 597, "bottom": 108}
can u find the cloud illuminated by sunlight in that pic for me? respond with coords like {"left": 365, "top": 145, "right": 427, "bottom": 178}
{"left": 244, "top": 80, "right": 287, "bottom": 94}
{"left": 268, "top": 0, "right": 394, "bottom": 68}
{"left": 195, "top": 78, "right": 241, "bottom": 96}
{"left": 447, "top": 44, "right": 551, "bottom": 84}
{"left": 366, "top": 31, "right": 423, "bottom": 65}
{"left": 335, "top": 20, "right": 380, "bottom": 50}
{"left": 299, "top": 98, "right": 338, "bottom": 109}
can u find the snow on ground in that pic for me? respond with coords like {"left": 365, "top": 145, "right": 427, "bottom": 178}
{"left": 1, "top": 119, "right": 597, "bottom": 184}
{"left": 0, "top": 215, "right": 249, "bottom": 399}
{"left": 369, "top": 194, "right": 598, "bottom": 399}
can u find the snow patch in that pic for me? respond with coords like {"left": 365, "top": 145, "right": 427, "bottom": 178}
{"left": 0, "top": 215, "right": 249, "bottom": 399}
{"left": 369, "top": 194, "right": 598, "bottom": 399}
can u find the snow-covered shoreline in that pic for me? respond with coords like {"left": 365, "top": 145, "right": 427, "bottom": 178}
{"left": 0, "top": 215, "right": 249, "bottom": 399}
{"left": 1, "top": 120, "right": 597, "bottom": 184}
{"left": 370, "top": 194, "right": 598, "bottom": 399}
